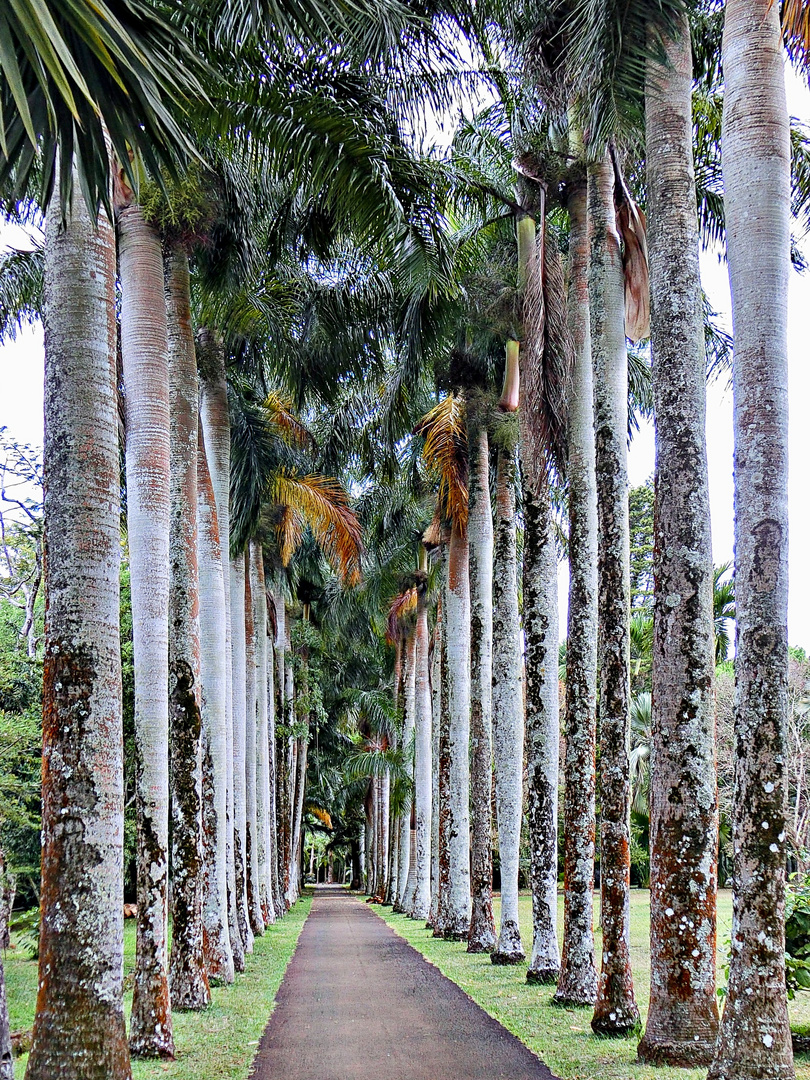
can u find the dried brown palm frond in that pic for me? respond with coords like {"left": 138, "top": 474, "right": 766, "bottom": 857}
{"left": 611, "top": 143, "right": 650, "bottom": 342}
{"left": 264, "top": 390, "right": 313, "bottom": 448}
{"left": 414, "top": 394, "right": 469, "bottom": 532}
{"left": 270, "top": 472, "right": 362, "bottom": 586}
{"left": 521, "top": 227, "right": 573, "bottom": 487}
{"left": 386, "top": 587, "right": 418, "bottom": 643}
{"left": 305, "top": 804, "right": 333, "bottom": 830}
{"left": 421, "top": 505, "right": 446, "bottom": 550}
{"left": 783, "top": 0, "right": 810, "bottom": 68}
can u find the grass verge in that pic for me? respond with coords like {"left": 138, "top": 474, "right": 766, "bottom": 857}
{"left": 372, "top": 891, "right": 810, "bottom": 1080}
{"left": 7, "top": 890, "right": 312, "bottom": 1080}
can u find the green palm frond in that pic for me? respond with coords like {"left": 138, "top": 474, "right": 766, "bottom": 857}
{"left": 0, "top": 242, "right": 42, "bottom": 342}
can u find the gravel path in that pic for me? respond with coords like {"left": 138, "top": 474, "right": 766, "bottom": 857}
{"left": 250, "top": 885, "right": 559, "bottom": 1080}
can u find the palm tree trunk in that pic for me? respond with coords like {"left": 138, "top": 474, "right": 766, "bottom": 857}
{"left": 250, "top": 542, "right": 273, "bottom": 924}
{"left": 522, "top": 479, "right": 561, "bottom": 984}
{"left": 637, "top": 11, "right": 719, "bottom": 1065}
{"left": 434, "top": 555, "right": 451, "bottom": 936}
{"left": 491, "top": 438, "right": 525, "bottom": 965}
{"left": 288, "top": 737, "right": 308, "bottom": 906}
{"left": 428, "top": 593, "right": 442, "bottom": 930}
{"left": 467, "top": 424, "right": 496, "bottom": 953}
{"left": 281, "top": 629, "right": 296, "bottom": 903}
{"left": 196, "top": 430, "right": 234, "bottom": 984}
{"left": 555, "top": 179, "right": 598, "bottom": 1004}
{"left": 198, "top": 334, "right": 244, "bottom": 972}
{"left": 395, "top": 631, "right": 417, "bottom": 911}
{"left": 265, "top": 591, "right": 281, "bottom": 919}
{"left": 243, "top": 555, "right": 264, "bottom": 937}
{"left": 588, "top": 155, "right": 639, "bottom": 1035}
{"left": 165, "top": 244, "right": 210, "bottom": 1012}
{"left": 412, "top": 560, "right": 433, "bottom": 921}
{"left": 230, "top": 555, "right": 254, "bottom": 954}
{"left": 27, "top": 174, "right": 131, "bottom": 1080}
{"left": 118, "top": 203, "right": 174, "bottom": 1059}
{"left": 708, "top": 3, "right": 793, "bottom": 1077}
{"left": 441, "top": 518, "right": 472, "bottom": 940}
{"left": 273, "top": 595, "right": 290, "bottom": 917}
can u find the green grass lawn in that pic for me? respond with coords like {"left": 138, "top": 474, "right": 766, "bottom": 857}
{"left": 6, "top": 890, "right": 312, "bottom": 1080}
{"left": 373, "top": 890, "right": 810, "bottom": 1080}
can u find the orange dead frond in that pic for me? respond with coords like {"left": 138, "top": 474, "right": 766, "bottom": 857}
{"left": 264, "top": 390, "right": 313, "bottom": 447}
{"left": 305, "top": 804, "right": 333, "bottom": 829}
{"left": 270, "top": 471, "right": 363, "bottom": 585}
{"left": 783, "top": 0, "right": 810, "bottom": 67}
{"left": 386, "top": 587, "right": 418, "bottom": 642}
{"left": 617, "top": 198, "right": 649, "bottom": 343}
{"left": 414, "top": 394, "right": 469, "bottom": 531}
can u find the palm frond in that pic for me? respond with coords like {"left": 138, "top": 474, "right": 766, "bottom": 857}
{"left": 0, "top": 243, "right": 42, "bottom": 343}
{"left": 414, "top": 393, "right": 469, "bottom": 530}
{"left": 270, "top": 472, "right": 362, "bottom": 585}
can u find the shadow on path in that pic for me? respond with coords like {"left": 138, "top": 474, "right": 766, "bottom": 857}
{"left": 250, "top": 885, "right": 559, "bottom": 1080}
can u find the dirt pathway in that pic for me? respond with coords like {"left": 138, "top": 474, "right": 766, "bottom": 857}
{"left": 250, "top": 885, "right": 558, "bottom": 1080}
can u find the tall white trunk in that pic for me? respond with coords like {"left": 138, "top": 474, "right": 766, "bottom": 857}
{"left": 271, "top": 594, "right": 287, "bottom": 918}
{"left": 249, "top": 541, "right": 273, "bottom": 925}
{"left": 265, "top": 588, "right": 280, "bottom": 918}
{"left": 491, "top": 443, "right": 525, "bottom": 965}
{"left": 196, "top": 431, "right": 234, "bottom": 983}
{"left": 165, "top": 245, "right": 209, "bottom": 1011}
{"left": 467, "top": 425, "right": 495, "bottom": 952}
{"left": 119, "top": 203, "right": 174, "bottom": 1058}
{"left": 588, "top": 155, "right": 639, "bottom": 1034}
{"left": 230, "top": 555, "right": 253, "bottom": 954}
{"left": 441, "top": 520, "right": 471, "bottom": 939}
{"left": 287, "top": 738, "right": 308, "bottom": 906}
{"left": 394, "top": 631, "right": 416, "bottom": 910}
{"left": 555, "top": 180, "right": 598, "bottom": 1004}
{"left": 27, "top": 172, "right": 131, "bottom": 1080}
{"left": 198, "top": 336, "right": 244, "bottom": 972}
{"left": 428, "top": 598, "right": 442, "bottom": 930}
{"left": 709, "top": 3, "right": 793, "bottom": 1077}
{"left": 639, "top": 10, "right": 719, "bottom": 1065}
{"left": 243, "top": 554, "right": 264, "bottom": 937}
{"left": 412, "top": 576, "right": 433, "bottom": 920}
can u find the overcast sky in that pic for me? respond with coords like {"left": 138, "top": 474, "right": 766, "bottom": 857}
{"left": 2, "top": 64, "right": 809, "bottom": 648}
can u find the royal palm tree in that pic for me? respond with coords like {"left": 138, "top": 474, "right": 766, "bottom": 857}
{"left": 708, "top": 2, "right": 794, "bottom": 1077}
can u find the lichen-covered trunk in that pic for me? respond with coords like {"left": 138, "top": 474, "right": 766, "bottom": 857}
{"left": 394, "top": 631, "right": 417, "bottom": 911}
{"left": 412, "top": 576, "right": 433, "bottom": 921}
{"left": 588, "top": 156, "right": 639, "bottom": 1036}
{"left": 273, "top": 598, "right": 290, "bottom": 917}
{"left": 522, "top": 480, "right": 561, "bottom": 984}
{"left": 249, "top": 543, "right": 273, "bottom": 925}
{"left": 555, "top": 181, "right": 598, "bottom": 1005}
{"left": 378, "top": 771, "right": 391, "bottom": 902}
{"left": 434, "top": 559, "right": 451, "bottom": 936}
{"left": 428, "top": 595, "right": 442, "bottom": 930}
{"left": 287, "top": 738, "right": 308, "bottom": 906}
{"left": 119, "top": 204, "right": 174, "bottom": 1059}
{"left": 441, "top": 520, "right": 472, "bottom": 940}
{"left": 27, "top": 174, "right": 131, "bottom": 1080}
{"left": 708, "top": 3, "right": 793, "bottom": 1078}
{"left": 165, "top": 245, "right": 210, "bottom": 1012}
{"left": 196, "top": 431, "right": 234, "bottom": 984}
{"left": 230, "top": 556, "right": 253, "bottom": 955}
{"left": 638, "top": 13, "right": 719, "bottom": 1065}
{"left": 265, "top": 591, "right": 281, "bottom": 919}
{"left": 198, "top": 334, "right": 243, "bottom": 972}
{"left": 243, "top": 557, "right": 264, "bottom": 937}
{"left": 280, "top": 632, "right": 296, "bottom": 904}
{"left": 491, "top": 444, "right": 525, "bottom": 965}
{"left": 467, "top": 425, "right": 496, "bottom": 953}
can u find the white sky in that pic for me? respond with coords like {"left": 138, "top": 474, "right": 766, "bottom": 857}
{"left": 1, "top": 65, "right": 809, "bottom": 646}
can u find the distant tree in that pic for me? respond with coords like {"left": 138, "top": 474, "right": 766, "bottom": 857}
{"left": 628, "top": 480, "right": 654, "bottom": 613}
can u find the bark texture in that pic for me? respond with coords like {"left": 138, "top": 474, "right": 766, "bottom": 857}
{"left": 230, "top": 556, "right": 253, "bottom": 954}
{"left": 196, "top": 432, "right": 234, "bottom": 983}
{"left": 412, "top": 573, "right": 433, "bottom": 921}
{"left": 434, "top": 556, "right": 451, "bottom": 937}
{"left": 27, "top": 178, "right": 132, "bottom": 1080}
{"left": 395, "top": 632, "right": 417, "bottom": 911}
{"left": 165, "top": 246, "right": 210, "bottom": 1012}
{"left": 198, "top": 334, "right": 244, "bottom": 973}
{"left": 243, "top": 558, "right": 264, "bottom": 937}
{"left": 428, "top": 592, "right": 442, "bottom": 930}
{"left": 638, "top": 13, "right": 719, "bottom": 1065}
{"left": 708, "top": 3, "right": 793, "bottom": 1078}
{"left": 467, "top": 424, "right": 496, "bottom": 954}
{"left": 555, "top": 181, "right": 598, "bottom": 1005}
{"left": 441, "top": 520, "right": 472, "bottom": 940}
{"left": 588, "top": 156, "right": 639, "bottom": 1036}
{"left": 119, "top": 204, "right": 174, "bottom": 1059}
{"left": 250, "top": 542, "right": 273, "bottom": 925}
{"left": 522, "top": 482, "right": 561, "bottom": 984}
{"left": 491, "top": 443, "right": 525, "bottom": 965}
